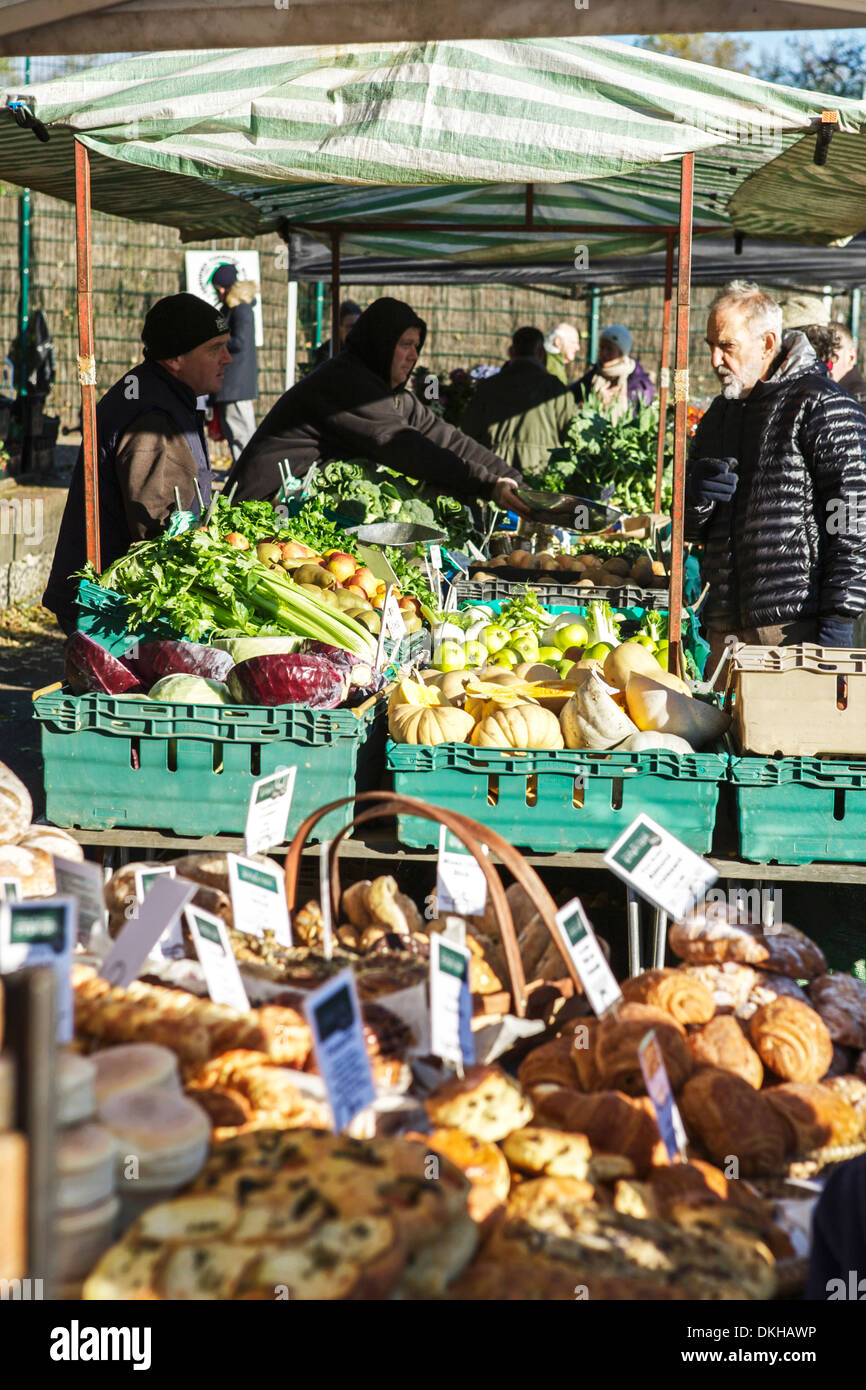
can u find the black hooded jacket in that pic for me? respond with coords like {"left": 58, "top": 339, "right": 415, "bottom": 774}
{"left": 226, "top": 296, "right": 521, "bottom": 502}
{"left": 685, "top": 330, "right": 866, "bottom": 628}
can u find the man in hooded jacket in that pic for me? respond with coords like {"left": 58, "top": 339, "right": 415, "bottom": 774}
{"left": 227, "top": 297, "right": 526, "bottom": 514}
{"left": 209, "top": 262, "right": 259, "bottom": 461}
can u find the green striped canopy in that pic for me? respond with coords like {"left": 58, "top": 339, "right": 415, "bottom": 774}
{"left": 3, "top": 38, "right": 866, "bottom": 257}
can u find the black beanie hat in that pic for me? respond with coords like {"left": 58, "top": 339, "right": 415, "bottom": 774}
{"left": 142, "top": 293, "right": 230, "bottom": 361}
{"left": 344, "top": 297, "right": 427, "bottom": 386}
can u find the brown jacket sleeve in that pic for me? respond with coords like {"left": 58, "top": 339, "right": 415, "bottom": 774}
{"left": 115, "top": 410, "right": 201, "bottom": 539}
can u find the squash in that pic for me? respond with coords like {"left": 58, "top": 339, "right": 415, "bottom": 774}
{"left": 474, "top": 667, "right": 523, "bottom": 687}
{"left": 387, "top": 676, "right": 446, "bottom": 718}
{"left": 625, "top": 675, "right": 731, "bottom": 749}
{"left": 560, "top": 671, "right": 639, "bottom": 750}
{"left": 604, "top": 642, "right": 691, "bottom": 697}
{"left": 422, "top": 669, "right": 476, "bottom": 706}
{"left": 615, "top": 731, "right": 695, "bottom": 753}
{"left": 471, "top": 703, "right": 564, "bottom": 750}
{"left": 514, "top": 662, "right": 561, "bottom": 682}
{"left": 389, "top": 704, "right": 476, "bottom": 745}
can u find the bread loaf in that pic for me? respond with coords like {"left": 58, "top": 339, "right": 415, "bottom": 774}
{"left": 764, "top": 1082, "right": 863, "bottom": 1155}
{"left": 678, "top": 1068, "right": 790, "bottom": 1176}
{"left": 16, "top": 825, "right": 84, "bottom": 863}
{"left": 621, "top": 968, "right": 715, "bottom": 1026}
{"left": 670, "top": 915, "right": 826, "bottom": 978}
{"left": 593, "top": 1003, "right": 692, "bottom": 1095}
{"left": 748, "top": 997, "right": 833, "bottom": 1083}
{"left": 0, "top": 760, "right": 32, "bottom": 843}
{"left": 533, "top": 1088, "right": 668, "bottom": 1178}
{"left": 809, "top": 973, "right": 866, "bottom": 1050}
{"left": 687, "top": 1015, "right": 764, "bottom": 1090}
{"left": 0, "top": 845, "right": 54, "bottom": 898}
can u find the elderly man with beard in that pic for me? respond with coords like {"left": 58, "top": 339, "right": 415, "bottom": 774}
{"left": 685, "top": 281, "right": 866, "bottom": 684}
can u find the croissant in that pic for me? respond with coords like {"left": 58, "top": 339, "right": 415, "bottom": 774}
{"left": 517, "top": 1038, "right": 579, "bottom": 1096}
{"left": 687, "top": 1015, "right": 764, "bottom": 1090}
{"left": 621, "top": 969, "right": 715, "bottom": 1026}
{"left": 670, "top": 916, "right": 826, "bottom": 978}
{"left": 678, "top": 1068, "right": 790, "bottom": 1177}
{"left": 764, "top": 1082, "right": 863, "bottom": 1155}
{"left": 593, "top": 1003, "right": 692, "bottom": 1096}
{"left": 534, "top": 1088, "right": 668, "bottom": 1178}
{"left": 748, "top": 998, "right": 833, "bottom": 1084}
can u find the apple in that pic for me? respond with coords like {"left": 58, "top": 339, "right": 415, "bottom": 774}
{"left": 509, "top": 632, "right": 540, "bottom": 662}
{"left": 281, "top": 540, "right": 314, "bottom": 560}
{"left": 326, "top": 553, "right": 358, "bottom": 583}
{"left": 435, "top": 640, "right": 468, "bottom": 673}
{"left": 224, "top": 532, "right": 250, "bottom": 550}
{"left": 553, "top": 622, "right": 589, "bottom": 653}
{"left": 558, "top": 660, "right": 577, "bottom": 680}
{"left": 370, "top": 592, "right": 386, "bottom": 610}
{"left": 490, "top": 648, "right": 519, "bottom": 668}
{"left": 353, "top": 567, "right": 378, "bottom": 599}
{"left": 464, "top": 639, "right": 486, "bottom": 668}
{"left": 583, "top": 641, "right": 614, "bottom": 661}
{"left": 345, "top": 583, "right": 368, "bottom": 598}
{"left": 483, "top": 625, "right": 511, "bottom": 655}
{"left": 537, "top": 645, "right": 561, "bottom": 663}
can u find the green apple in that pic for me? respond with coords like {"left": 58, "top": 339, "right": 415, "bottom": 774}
{"left": 558, "top": 659, "right": 577, "bottom": 679}
{"left": 509, "top": 633, "right": 540, "bottom": 662}
{"left": 583, "top": 641, "right": 614, "bottom": 661}
{"left": 631, "top": 633, "right": 657, "bottom": 649}
{"left": 553, "top": 622, "right": 589, "bottom": 653}
{"left": 537, "top": 645, "right": 561, "bottom": 663}
{"left": 435, "top": 639, "right": 468, "bottom": 672}
{"left": 483, "top": 625, "right": 511, "bottom": 655}
{"left": 490, "top": 648, "right": 519, "bottom": 668}
{"left": 655, "top": 642, "right": 670, "bottom": 669}
{"left": 464, "top": 639, "right": 486, "bottom": 668}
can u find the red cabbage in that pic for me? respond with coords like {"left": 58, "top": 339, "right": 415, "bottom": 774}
{"left": 65, "top": 632, "right": 143, "bottom": 696}
{"left": 127, "top": 640, "right": 235, "bottom": 687}
{"left": 226, "top": 653, "right": 347, "bottom": 708}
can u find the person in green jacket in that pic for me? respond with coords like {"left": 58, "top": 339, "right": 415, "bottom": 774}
{"left": 460, "top": 326, "right": 578, "bottom": 476}
{"left": 543, "top": 322, "right": 581, "bottom": 383}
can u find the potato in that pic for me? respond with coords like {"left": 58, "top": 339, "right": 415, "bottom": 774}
{"left": 604, "top": 557, "right": 631, "bottom": 577}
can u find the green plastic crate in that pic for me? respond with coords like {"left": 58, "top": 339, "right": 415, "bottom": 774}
{"left": 729, "top": 754, "right": 866, "bottom": 864}
{"left": 33, "top": 689, "right": 387, "bottom": 843}
{"left": 388, "top": 742, "right": 728, "bottom": 852}
{"left": 76, "top": 579, "right": 182, "bottom": 656}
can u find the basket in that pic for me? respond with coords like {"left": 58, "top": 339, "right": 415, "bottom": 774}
{"left": 729, "top": 753, "right": 866, "bottom": 864}
{"left": 33, "top": 687, "right": 387, "bottom": 843}
{"left": 387, "top": 743, "right": 728, "bottom": 853}
{"left": 283, "top": 789, "right": 583, "bottom": 1018}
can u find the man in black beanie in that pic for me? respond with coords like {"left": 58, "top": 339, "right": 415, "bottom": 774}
{"left": 44, "top": 293, "right": 231, "bottom": 632}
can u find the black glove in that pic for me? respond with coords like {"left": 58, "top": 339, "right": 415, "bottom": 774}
{"left": 688, "top": 456, "right": 738, "bottom": 505}
{"left": 817, "top": 617, "right": 854, "bottom": 648}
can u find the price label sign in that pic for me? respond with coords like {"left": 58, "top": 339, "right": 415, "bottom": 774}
{"left": 436, "top": 826, "right": 488, "bottom": 918}
{"left": 554, "top": 898, "right": 622, "bottom": 1018}
{"left": 304, "top": 970, "right": 376, "bottom": 1132}
{"left": 52, "top": 856, "right": 106, "bottom": 949}
{"left": 430, "top": 933, "right": 475, "bottom": 1069}
{"left": 382, "top": 591, "right": 407, "bottom": 641}
{"left": 227, "top": 854, "right": 291, "bottom": 945}
{"left": 185, "top": 905, "right": 249, "bottom": 1013}
{"left": 444, "top": 549, "right": 469, "bottom": 575}
{"left": 638, "top": 1029, "right": 688, "bottom": 1162}
{"left": 604, "top": 813, "right": 717, "bottom": 923}
{"left": 0, "top": 897, "right": 77, "bottom": 1041}
{"left": 429, "top": 544, "right": 443, "bottom": 571}
{"left": 99, "top": 876, "right": 198, "bottom": 990}
{"left": 244, "top": 766, "right": 297, "bottom": 857}
{"left": 0, "top": 877, "right": 21, "bottom": 904}
{"left": 133, "top": 864, "right": 181, "bottom": 958}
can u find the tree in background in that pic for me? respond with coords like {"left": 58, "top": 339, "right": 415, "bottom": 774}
{"left": 759, "top": 36, "right": 866, "bottom": 99}
{"left": 635, "top": 34, "right": 755, "bottom": 74}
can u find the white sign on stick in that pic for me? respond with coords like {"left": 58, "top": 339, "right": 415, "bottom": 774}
{"left": 0, "top": 897, "right": 77, "bottom": 1042}
{"left": 603, "top": 813, "right": 717, "bottom": 924}
{"left": 185, "top": 905, "right": 250, "bottom": 1013}
{"left": 430, "top": 933, "right": 475, "bottom": 1070}
{"left": 244, "top": 766, "right": 297, "bottom": 857}
{"left": 553, "top": 898, "right": 622, "bottom": 1018}
{"left": 304, "top": 970, "right": 376, "bottom": 1133}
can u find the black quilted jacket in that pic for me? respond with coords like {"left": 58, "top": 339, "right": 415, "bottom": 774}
{"left": 685, "top": 331, "right": 866, "bottom": 627}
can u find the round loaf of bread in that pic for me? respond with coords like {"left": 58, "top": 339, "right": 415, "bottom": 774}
{"left": 57, "top": 1122, "right": 117, "bottom": 1211}
{"left": 0, "top": 760, "right": 32, "bottom": 843}
{"left": 0, "top": 844, "right": 54, "bottom": 898}
{"left": 57, "top": 1052, "right": 97, "bottom": 1127}
{"left": 100, "top": 1088, "right": 210, "bottom": 1190}
{"left": 91, "top": 1043, "right": 180, "bottom": 1107}
{"left": 424, "top": 1065, "right": 533, "bottom": 1142}
{"left": 16, "top": 825, "right": 84, "bottom": 863}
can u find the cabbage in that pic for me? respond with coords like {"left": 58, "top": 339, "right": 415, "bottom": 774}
{"left": 147, "top": 675, "right": 231, "bottom": 704}
{"left": 211, "top": 636, "right": 303, "bottom": 663}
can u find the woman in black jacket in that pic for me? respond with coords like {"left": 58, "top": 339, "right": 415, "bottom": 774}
{"left": 227, "top": 297, "right": 526, "bottom": 513}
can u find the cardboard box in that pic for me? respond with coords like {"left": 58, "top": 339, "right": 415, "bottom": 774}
{"left": 729, "top": 644, "right": 866, "bottom": 757}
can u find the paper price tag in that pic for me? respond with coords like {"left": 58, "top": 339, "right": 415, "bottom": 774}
{"left": 244, "top": 766, "right": 297, "bottom": 857}
{"left": 0, "top": 897, "right": 77, "bottom": 1042}
{"left": 304, "top": 969, "right": 376, "bottom": 1132}
{"left": 52, "top": 856, "right": 106, "bottom": 949}
{"left": 554, "top": 898, "right": 622, "bottom": 1018}
{"left": 638, "top": 1030, "right": 688, "bottom": 1161}
{"left": 227, "top": 854, "right": 291, "bottom": 944}
{"left": 133, "top": 865, "right": 181, "bottom": 958}
{"left": 429, "top": 544, "right": 443, "bottom": 570}
{"left": 185, "top": 905, "right": 249, "bottom": 1013}
{"left": 604, "top": 813, "right": 717, "bottom": 923}
{"left": 0, "top": 877, "right": 21, "bottom": 904}
{"left": 99, "top": 877, "right": 198, "bottom": 990}
{"left": 436, "top": 826, "right": 488, "bottom": 918}
{"left": 383, "top": 591, "right": 407, "bottom": 640}
{"left": 430, "top": 934, "right": 475, "bottom": 1070}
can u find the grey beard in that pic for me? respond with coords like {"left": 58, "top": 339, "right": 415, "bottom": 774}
{"left": 718, "top": 375, "right": 744, "bottom": 400}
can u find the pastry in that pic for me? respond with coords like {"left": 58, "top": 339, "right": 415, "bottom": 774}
{"left": 91, "top": 1043, "right": 180, "bottom": 1106}
{"left": 505, "top": 1175, "right": 601, "bottom": 1230}
{"left": 748, "top": 998, "right": 833, "bottom": 1083}
{"left": 687, "top": 1015, "right": 764, "bottom": 1089}
{"left": 0, "top": 759, "right": 32, "bottom": 842}
{"left": 16, "top": 825, "right": 84, "bottom": 862}
{"left": 0, "top": 845, "right": 54, "bottom": 898}
{"left": 99, "top": 1088, "right": 211, "bottom": 1191}
{"left": 621, "top": 969, "right": 715, "bottom": 1026}
{"left": 682, "top": 963, "right": 759, "bottom": 1013}
{"left": 823, "top": 1074, "right": 866, "bottom": 1121}
{"left": 735, "top": 971, "right": 810, "bottom": 1021}
{"left": 185, "top": 1085, "right": 252, "bottom": 1130}
{"left": 569, "top": 1018, "right": 603, "bottom": 1091}
{"left": 406, "top": 1129, "right": 510, "bottom": 1235}
{"left": 593, "top": 1003, "right": 692, "bottom": 1095}
{"left": 678, "top": 1068, "right": 790, "bottom": 1176}
{"left": 517, "top": 1038, "right": 580, "bottom": 1096}
{"left": 57, "top": 1052, "right": 97, "bottom": 1127}
{"left": 56, "top": 1194, "right": 120, "bottom": 1285}
{"left": 534, "top": 1088, "right": 668, "bottom": 1178}
{"left": 764, "top": 1082, "right": 864, "bottom": 1154}
{"left": 670, "top": 916, "right": 826, "bottom": 978}
{"left": 502, "top": 1127, "right": 591, "bottom": 1180}
{"left": 425, "top": 1065, "right": 533, "bottom": 1142}
{"left": 809, "top": 973, "right": 866, "bottom": 1050}
{"left": 56, "top": 1122, "right": 117, "bottom": 1211}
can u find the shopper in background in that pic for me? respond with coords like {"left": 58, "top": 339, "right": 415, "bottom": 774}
{"left": 44, "top": 294, "right": 229, "bottom": 632}
{"left": 544, "top": 322, "right": 581, "bottom": 383}
{"left": 685, "top": 280, "right": 866, "bottom": 683}
{"left": 460, "top": 326, "right": 577, "bottom": 475}
{"left": 313, "top": 299, "right": 362, "bottom": 365}
{"left": 210, "top": 262, "right": 259, "bottom": 463}
{"left": 575, "top": 323, "right": 655, "bottom": 420}
{"left": 829, "top": 323, "right": 866, "bottom": 409}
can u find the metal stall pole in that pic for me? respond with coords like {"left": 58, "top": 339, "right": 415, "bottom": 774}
{"left": 315, "top": 280, "right": 324, "bottom": 351}
{"left": 74, "top": 138, "right": 100, "bottom": 569}
{"left": 653, "top": 230, "right": 675, "bottom": 513}
{"left": 587, "top": 285, "right": 601, "bottom": 366}
{"left": 330, "top": 231, "right": 341, "bottom": 359}
{"left": 667, "top": 153, "right": 694, "bottom": 678}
